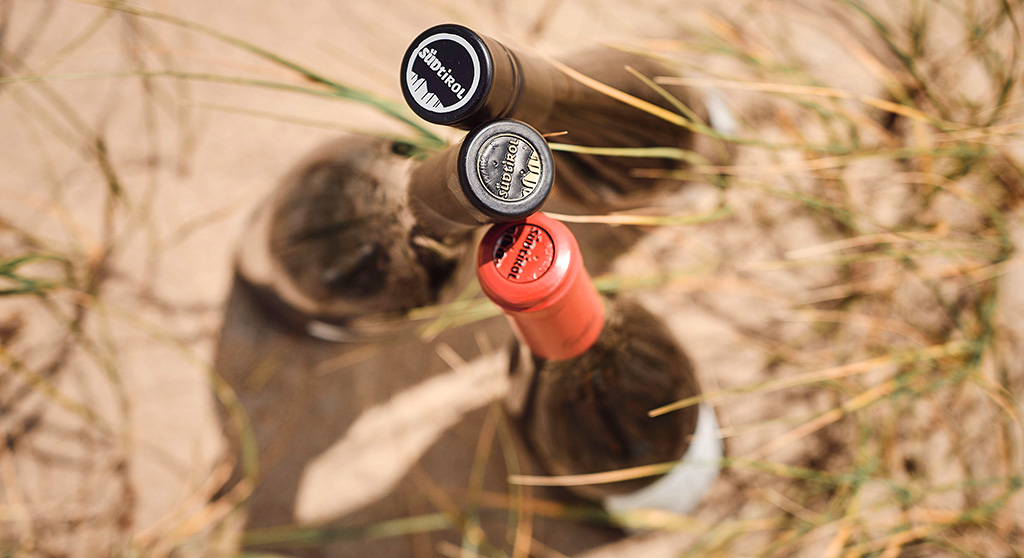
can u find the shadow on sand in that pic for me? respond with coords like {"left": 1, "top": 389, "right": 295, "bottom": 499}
{"left": 209, "top": 211, "right": 646, "bottom": 557}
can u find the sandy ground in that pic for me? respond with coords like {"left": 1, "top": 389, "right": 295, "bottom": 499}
{"left": 2, "top": 2, "right": 742, "bottom": 553}
{"left": 2, "top": 0, "right": 1022, "bottom": 556}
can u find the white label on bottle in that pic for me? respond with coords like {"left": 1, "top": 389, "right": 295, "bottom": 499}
{"left": 405, "top": 32, "right": 481, "bottom": 114}
{"left": 603, "top": 403, "right": 723, "bottom": 517}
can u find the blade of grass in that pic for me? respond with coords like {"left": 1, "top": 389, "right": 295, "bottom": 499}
{"left": 544, "top": 206, "right": 732, "bottom": 226}
{"left": 241, "top": 513, "right": 453, "bottom": 548}
{"left": 649, "top": 340, "right": 970, "bottom": 417}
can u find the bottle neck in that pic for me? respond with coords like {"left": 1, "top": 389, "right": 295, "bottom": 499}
{"left": 457, "top": 39, "right": 687, "bottom": 139}
{"left": 408, "top": 119, "right": 555, "bottom": 240}
{"left": 408, "top": 144, "right": 488, "bottom": 239}
{"left": 471, "top": 35, "right": 561, "bottom": 130}
{"left": 477, "top": 214, "right": 605, "bottom": 360}
{"left": 508, "top": 274, "right": 606, "bottom": 361}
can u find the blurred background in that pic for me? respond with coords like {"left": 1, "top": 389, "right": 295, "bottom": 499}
{"left": 1, "top": 0, "right": 1022, "bottom": 556}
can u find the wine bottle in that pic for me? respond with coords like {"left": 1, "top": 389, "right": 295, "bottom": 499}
{"left": 236, "top": 119, "right": 554, "bottom": 340}
{"left": 476, "top": 212, "right": 721, "bottom": 514}
{"left": 402, "top": 24, "right": 735, "bottom": 210}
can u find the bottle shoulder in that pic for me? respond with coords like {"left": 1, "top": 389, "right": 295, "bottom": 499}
{"left": 512, "top": 297, "right": 702, "bottom": 500}
{"left": 541, "top": 297, "right": 696, "bottom": 393}
{"left": 236, "top": 135, "right": 467, "bottom": 335}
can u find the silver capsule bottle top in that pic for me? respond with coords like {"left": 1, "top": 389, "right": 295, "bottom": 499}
{"left": 457, "top": 119, "right": 554, "bottom": 221}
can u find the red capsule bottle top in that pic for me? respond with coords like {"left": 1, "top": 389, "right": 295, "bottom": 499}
{"left": 477, "top": 213, "right": 605, "bottom": 360}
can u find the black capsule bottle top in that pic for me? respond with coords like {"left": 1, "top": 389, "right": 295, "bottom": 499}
{"left": 458, "top": 119, "right": 553, "bottom": 221}
{"left": 402, "top": 24, "right": 502, "bottom": 127}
